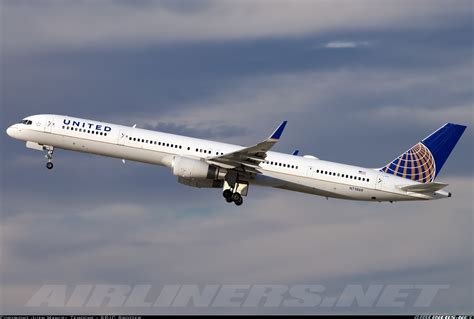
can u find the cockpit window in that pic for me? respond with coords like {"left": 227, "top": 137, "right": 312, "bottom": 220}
{"left": 19, "top": 119, "right": 33, "bottom": 125}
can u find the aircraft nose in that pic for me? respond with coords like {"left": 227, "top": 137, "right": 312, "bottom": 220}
{"left": 6, "top": 125, "right": 18, "bottom": 138}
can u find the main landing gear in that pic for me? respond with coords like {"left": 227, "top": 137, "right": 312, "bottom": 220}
{"left": 44, "top": 146, "right": 54, "bottom": 170}
{"left": 222, "top": 174, "right": 248, "bottom": 206}
{"left": 223, "top": 189, "right": 243, "bottom": 206}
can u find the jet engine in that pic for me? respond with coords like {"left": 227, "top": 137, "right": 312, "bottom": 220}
{"left": 170, "top": 156, "right": 225, "bottom": 180}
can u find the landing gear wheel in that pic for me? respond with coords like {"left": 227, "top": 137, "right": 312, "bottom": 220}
{"left": 225, "top": 197, "right": 233, "bottom": 203}
{"left": 44, "top": 146, "right": 55, "bottom": 170}
{"left": 231, "top": 192, "right": 242, "bottom": 203}
{"left": 234, "top": 197, "right": 243, "bottom": 206}
{"left": 223, "top": 189, "right": 232, "bottom": 199}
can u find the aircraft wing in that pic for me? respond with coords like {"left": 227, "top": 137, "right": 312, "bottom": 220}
{"left": 398, "top": 182, "right": 448, "bottom": 193}
{"left": 205, "top": 121, "right": 287, "bottom": 174}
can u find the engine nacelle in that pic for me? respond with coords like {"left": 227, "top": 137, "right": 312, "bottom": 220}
{"left": 178, "top": 177, "right": 224, "bottom": 188}
{"left": 171, "top": 156, "right": 224, "bottom": 180}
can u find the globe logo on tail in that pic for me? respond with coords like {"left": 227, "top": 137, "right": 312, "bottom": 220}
{"left": 380, "top": 143, "right": 436, "bottom": 183}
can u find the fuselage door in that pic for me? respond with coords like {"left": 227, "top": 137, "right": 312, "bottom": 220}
{"left": 118, "top": 129, "right": 129, "bottom": 146}
{"left": 306, "top": 166, "right": 316, "bottom": 177}
{"left": 375, "top": 173, "right": 384, "bottom": 190}
{"left": 43, "top": 116, "right": 55, "bottom": 133}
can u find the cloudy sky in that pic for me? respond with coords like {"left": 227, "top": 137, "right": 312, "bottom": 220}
{"left": 1, "top": 0, "right": 473, "bottom": 314}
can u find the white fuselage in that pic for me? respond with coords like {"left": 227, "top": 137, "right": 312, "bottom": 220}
{"left": 6, "top": 114, "right": 450, "bottom": 202}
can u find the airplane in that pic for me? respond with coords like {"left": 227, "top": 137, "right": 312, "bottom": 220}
{"left": 6, "top": 114, "right": 466, "bottom": 206}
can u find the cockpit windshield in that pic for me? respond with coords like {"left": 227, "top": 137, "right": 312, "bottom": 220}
{"left": 19, "top": 119, "right": 33, "bottom": 125}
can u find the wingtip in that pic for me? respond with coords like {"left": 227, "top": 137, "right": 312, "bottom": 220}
{"left": 270, "top": 121, "right": 287, "bottom": 140}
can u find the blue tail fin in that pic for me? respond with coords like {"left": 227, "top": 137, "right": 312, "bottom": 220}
{"left": 380, "top": 123, "right": 466, "bottom": 183}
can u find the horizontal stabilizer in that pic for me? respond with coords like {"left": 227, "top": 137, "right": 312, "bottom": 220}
{"left": 398, "top": 182, "right": 448, "bottom": 193}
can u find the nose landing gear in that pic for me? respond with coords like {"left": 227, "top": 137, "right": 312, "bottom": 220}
{"left": 44, "top": 146, "right": 54, "bottom": 170}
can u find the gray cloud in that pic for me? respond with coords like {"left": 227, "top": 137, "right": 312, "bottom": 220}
{"left": 1, "top": 0, "right": 472, "bottom": 314}
{"left": 2, "top": 0, "right": 471, "bottom": 54}
{"left": 1, "top": 177, "right": 472, "bottom": 313}
{"left": 324, "top": 41, "right": 371, "bottom": 49}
